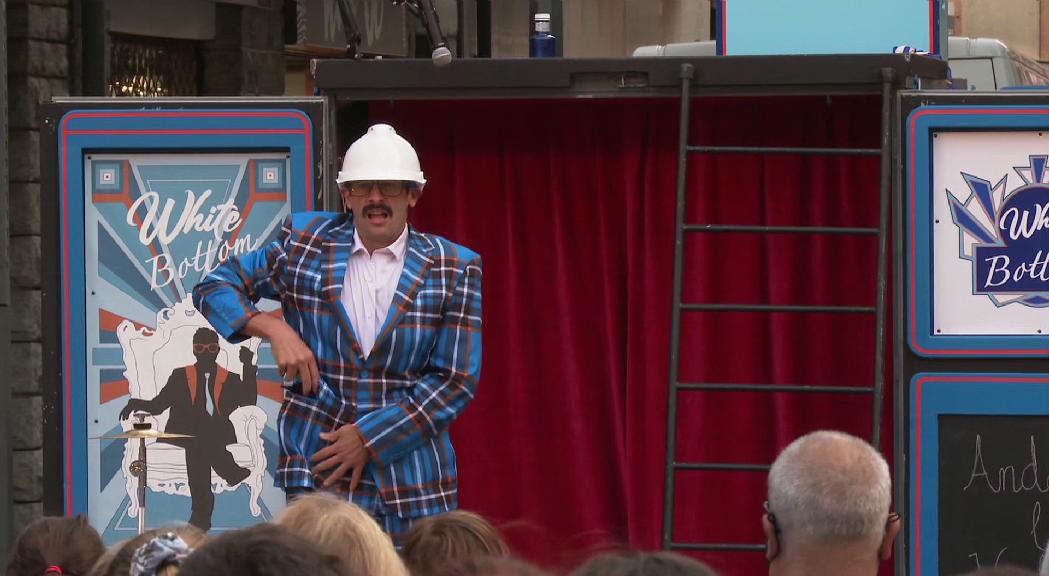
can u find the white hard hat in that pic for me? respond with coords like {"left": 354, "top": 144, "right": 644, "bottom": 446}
{"left": 336, "top": 124, "right": 426, "bottom": 187}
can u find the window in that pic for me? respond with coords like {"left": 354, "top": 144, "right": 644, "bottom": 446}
{"left": 108, "top": 33, "right": 199, "bottom": 97}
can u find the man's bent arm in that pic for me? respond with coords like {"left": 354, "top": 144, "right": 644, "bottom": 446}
{"left": 192, "top": 217, "right": 291, "bottom": 343}
{"left": 194, "top": 217, "right": 319, "bottom": 392}
{"left": 353, "top": 256, "right": 483, "bottom": 466}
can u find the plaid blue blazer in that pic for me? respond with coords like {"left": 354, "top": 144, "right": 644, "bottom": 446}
{"left": 192, "top": 212, "right": 482, "bottom": 518}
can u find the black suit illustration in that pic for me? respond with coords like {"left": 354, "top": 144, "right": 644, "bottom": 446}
{"left": 121, "top": 327, "right": 257, "bottom": 531}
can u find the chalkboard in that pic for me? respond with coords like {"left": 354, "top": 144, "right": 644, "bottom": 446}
{"left": 939, "top": 415, "right": 1049, "bottom": 574}
{"left": 910, "top": 374, "right": 1049, "bottom": 575}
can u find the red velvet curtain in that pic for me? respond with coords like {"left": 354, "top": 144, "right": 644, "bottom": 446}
{"left": 369, "top": 95, "right": 892, "bottom": 576}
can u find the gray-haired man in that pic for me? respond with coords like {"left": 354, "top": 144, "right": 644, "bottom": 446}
{"left": 763, "top": 430, "right": 902, "bottom": 576}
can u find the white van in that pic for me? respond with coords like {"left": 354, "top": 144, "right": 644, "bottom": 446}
{"left": 946, "top": 36, "right": 1049, "bottom": 90}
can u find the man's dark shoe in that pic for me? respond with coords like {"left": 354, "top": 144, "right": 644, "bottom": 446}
{"left": 226, "top": 465, "right": 251, "bottom": 487}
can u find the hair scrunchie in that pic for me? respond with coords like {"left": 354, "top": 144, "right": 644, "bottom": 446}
{"left": 130, "top": 532, "right": 191, "bottom": 576}
{"left": 44, "top": 567, "right": 63, "bottom": 575}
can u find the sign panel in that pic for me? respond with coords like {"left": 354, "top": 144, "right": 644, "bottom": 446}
{"left": 909, "top": 374, "right": 1049, "bottom": 575}
{"left": 55, "top": 108, "right": 315, "bottom": 542}
{"left": 717, "top": 0, "right": 938, "bottom": 56}
{"left": 906, "top": 106, "right": 1049, "bottom": 356}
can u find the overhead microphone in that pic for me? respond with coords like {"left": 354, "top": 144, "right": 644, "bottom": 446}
{"left": 407, "top": 0, "right": 453, "bottom": 66}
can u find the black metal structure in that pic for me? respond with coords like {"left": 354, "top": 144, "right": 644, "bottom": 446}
{"left": 661, "top": 61, "right": 914, "bottom": 555}
{"left": 311, "top": 55, "right": 951, "bottom": 562}
{"left": 313, "top": 55, "right": 947, "bottom": 100}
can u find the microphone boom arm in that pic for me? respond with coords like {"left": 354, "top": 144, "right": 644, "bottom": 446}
{"left": 335, "top": 0, "right": 362, "bottom": 58}
{"left": 336, "top": 0, "right": 454, "bottom": 66}
{"left": 396, "top": 0, "right": 454, "bottom": 65}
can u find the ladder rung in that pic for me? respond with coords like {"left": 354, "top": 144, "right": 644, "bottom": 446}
{"left": 687, "top": 145, "right": 880, "bottom": 156}
{"left": 669, "top": 543, "right": 766, "bottom": 552}
{"left": 677, "top": 383, "right": 875, "bottom": 394}
{"left": 681, "top": 303, "right": 876, "bottom": 314}
{"left": 674, "top": 463, "right": 771, "bottom": 472}
{"left": 683, "top": 224, "right": 878, "bottom": 235}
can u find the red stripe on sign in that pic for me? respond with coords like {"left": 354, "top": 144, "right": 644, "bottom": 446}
{"left": 99, "top": 380, "right": 130, "bottom": 404}
{"left": 259, "top": 380, "right": 286, "bottom": 403}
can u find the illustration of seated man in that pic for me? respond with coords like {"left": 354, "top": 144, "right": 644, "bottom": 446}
{"left": 120, "top": 327, "right": 257, "bottom": 531}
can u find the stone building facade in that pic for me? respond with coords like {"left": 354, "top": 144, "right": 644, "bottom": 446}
{"left": 7, "top": 0, "right": 69, "bottom": 537}
{"left": 4, "top": 0, "right": 285, "bottom": 540}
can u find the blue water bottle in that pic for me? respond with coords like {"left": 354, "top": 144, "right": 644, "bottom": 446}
{"left": 529, "top": 12, "right": 556, "bottom": 58}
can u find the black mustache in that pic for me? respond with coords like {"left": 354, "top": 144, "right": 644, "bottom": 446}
{"left": 361, "top": 204, "right": 393, "bottom": 217}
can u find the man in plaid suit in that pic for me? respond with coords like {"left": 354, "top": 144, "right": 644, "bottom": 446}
{"left": 193, "top": 124, "right": 482, "bottom": 542}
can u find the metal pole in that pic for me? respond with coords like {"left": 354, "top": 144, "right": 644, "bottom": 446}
{"left": 82, "top": 0, "right": 106, "bottom": 96}
{"left": 137, "top": 437, "right": 146, "bottom": 534}
{"left": 893, "top": 89, "right": 908, "bottom": 576}
{"left": 662, "top": 63, "right": 694, "bottom": 550}
{"left": 456, "top": 0, "right": 465, "bottom": 57}
{"left": 323, "top": 94, "right": 337, "bottom": 211}
{"left": 871, "top": 67, "right": 895, "bottom": 451}
{"left": 550, "top": 0, "right": 563, "bottom": 57}
{"left": 475, "top": 0, "right": 490, "bottom": 57}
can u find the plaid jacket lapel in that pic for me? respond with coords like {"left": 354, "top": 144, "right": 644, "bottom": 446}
{"left": 320, "top": 214, "right": 365, "bottom": 361}
{"left": 371, "top": 227, "right": 435, "bottom": 358}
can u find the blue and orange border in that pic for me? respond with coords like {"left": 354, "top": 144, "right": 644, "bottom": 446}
{"left": 906, "top": 106, "right": 1049, "bottom": 357}
{"left": 716, "top": 0, "right": 939, "bottom": 56}
{"left": 57, "top": 109, "right": 315, "bottom": 516}
{"left": 908, "top": 373, "right": 1049, "bottom": 576}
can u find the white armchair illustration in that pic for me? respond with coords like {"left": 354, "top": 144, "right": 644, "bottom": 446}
{"left": 116, "top": 296, "right": 268, "bottom": 519}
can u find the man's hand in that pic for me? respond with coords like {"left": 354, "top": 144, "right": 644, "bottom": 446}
{"left": 244, "top": 313, "right": 319, "bottom": 395}
{"left": 119, "top": 401, "right": 135, "bottom": 421}
{"left": 311, "top": 424, "right": 371, "bottom": 491}
{"left": 272, "top": 325, "right": 320, "bottom": 395}
{"left": 239, "top": 346, "right": 255, "bottom": 367}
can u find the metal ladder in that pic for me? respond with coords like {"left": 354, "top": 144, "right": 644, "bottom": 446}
{"left": 661, "top": 63, "right": 897, "bottom": 553}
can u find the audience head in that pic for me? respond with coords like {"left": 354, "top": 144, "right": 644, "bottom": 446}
{"left": 177, "top": 523, "right": 348, "bottom": 576}
{"left": 129, "top": 526, "right": 206, "bottom": 576}
{"left": 6, "top": 516, "right": 105, "bottom": 576}
{"left": 403, "top": 510, "right": 510, "bottom": 576}
{"left": 431, "top": 556, "right": 550, "bottom": 576}
{"left": 570, "top": 550, "right": 717, "bottom": 576}
{"left": 87, "top": 525, "right": 204, "bottom": 576}
{"left": 764, "top": 430, "right": 900, "bottom": 574}
{"left": 1042, "top": 543, "right": 1049, "bottom": 576}
{"left": 275, "top": 492, "right": 406, "bottom": 576}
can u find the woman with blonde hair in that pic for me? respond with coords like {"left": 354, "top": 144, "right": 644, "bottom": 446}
{"left": 275, "top": 492, "right": 407, "bottom": 576}
{"left": 402, "top": 510, "right": 510, "bottom": 576}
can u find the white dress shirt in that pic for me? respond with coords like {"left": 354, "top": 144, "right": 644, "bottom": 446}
{"left": 342, "top": 225, "right": 409, "bottom": 358}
